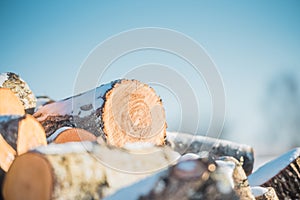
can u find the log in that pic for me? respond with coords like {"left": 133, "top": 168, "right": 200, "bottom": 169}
{"left": 251, "top": 187, "right": 279, "bottom": 200}
{"left": 47, "top": 127, "right": 97, "bottom": 143}
{"left": 0, "top": 88, "right": 25, "bottom": 115}
{"left": 2, "top": 141, "right": 179, "bottom": 200}
{"left": 0, "top": 114, "right": 47, "bottom": 171}
{"left": 106, "top": 158, "right": 239, "bottom": 200}
{"left": 216, "top": 156, "right": 254, "bottom": 199}
{"left": 167, "top": 131, "right": 254, "bottom": 175}
{"left": 248, "top": 148, "right": 300, "bottom": 199}
{"left": 34, "top": 79, "right": 167, "bottom": 147}
{"left": 0, "top": 72, "right": 36, "bottom": 114}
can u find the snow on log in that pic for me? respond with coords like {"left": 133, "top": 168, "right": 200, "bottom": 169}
{"left": 0, "top": 115, "right": 47, "bottom": 172}
{"left": 0, "top": 88, "right": 25, "bottom": 115}
{"left": 0, "top": 72, "right": 36, "bottom": 114}
{"left": 2, "top": 141, "right": 179, "bottom": 200}
{"left": 251, "top": 187, "right": 279, "bottom": 200}
{"left": 105, "top": 158, "right": 239, "bottom": 200}
{"left": 34, "top": 79, "right": 167, "bottom": 147}
{"left": 47, "top": 127, "right": 97, "bottom": 143}
{"left": 248, "top": 148, "right": 300, "bottom": 199}
{"left": 167, "top": 131, "right": 254, "bottom": 175}
{"left": 216, "top": 157, "right": 254, "bottom": 199}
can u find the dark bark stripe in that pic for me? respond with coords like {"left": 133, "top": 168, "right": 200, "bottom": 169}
{"left": 0, "top": 115, "right": 24, "bottom": 150}
{"left": 40, "top": 115, "right": 75, "bottom": 137}
{"left": 262, "top": 157, "right": 300, "bottom": 199}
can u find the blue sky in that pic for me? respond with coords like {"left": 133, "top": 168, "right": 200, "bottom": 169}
{"left": 1, "top": 1, "right": 300, "bottom": 154}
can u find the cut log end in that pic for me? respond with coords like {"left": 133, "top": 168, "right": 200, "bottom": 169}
{"left": 102, "top": 79, "right": 166, "bottom": 147}
{"left": 0, "top": 114, "right": 47, "bottom": 172}
{"left": 0, "top": 88, "right": 25, "bottom": 115}
{"left": 17, "top": 115, "right": 47, "bottom": 155}
{"left": 53, "top": 128, "right": 97, "bottom": 144}
{"left": 3, "top": 153, "right": 53, "bottom": 200}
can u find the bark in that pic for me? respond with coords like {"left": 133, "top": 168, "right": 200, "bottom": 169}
{"left": 106, "top": 158, "right": 239, "bottom": 200}
{"left": 2, "top": 141, "right": 179, "bottom": 200}
{"left": 166, "top": 132, "right": 254, "bottom": 175}
{"left": 248, "top": 148, "right": 300, "bottom": 199}
{"left": 0, "top": 72, "right": 36, "bottom": 113}
{"left": 261, "top": 157, "right": 300, "bottom": 199}
{"left": 0, "top": 115, "right": 47, "bottom": 171}
{"left": 34, "top": 79, "right": 167, "bottom": 147}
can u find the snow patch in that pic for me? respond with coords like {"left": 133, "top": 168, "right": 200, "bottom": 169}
{"left": 123, "top": 142, "right": 154, "bottom": 150}
{"left": 215, "top": 160, "right": 235, "bottom": 192}
{"left": 35, "top": 81, "right": 115, "bottom": 120}
{"left": 251, "top": 186, "right": 268, "bottom": 197}
{"left": 248, "top": 147, "right": 300, "bottom": 186}
{"left": 0, "top": 73, "right": 8, "bottom": 86}
{"left": 179, "top": 153, "right": 200, "bottom": 162}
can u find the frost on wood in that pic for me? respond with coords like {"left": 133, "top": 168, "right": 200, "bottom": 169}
{"left": 167, "top": 131, "right": 254, "bottom": 175}
{"left": 0, "top": 72, "right": 36, "bottom": 113}
{"left": 34, "top": 79, "right": 167, "bottom": 147}
{"left": 248, "top": 147, "right": 300, "bottom": 199}
{"left": 2, "top": 142, "right": 179, "bottom": 200}
{"left": 106, "top": 158, "right": 239, "bottom": 200}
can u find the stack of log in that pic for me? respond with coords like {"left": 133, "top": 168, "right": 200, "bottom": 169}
{"left": 0, "top": 72, "right": 298, "bottom": 200}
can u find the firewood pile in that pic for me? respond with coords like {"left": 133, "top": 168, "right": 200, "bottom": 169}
{"left": 0, "top": 72, "right": 299, "bottom": 200}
